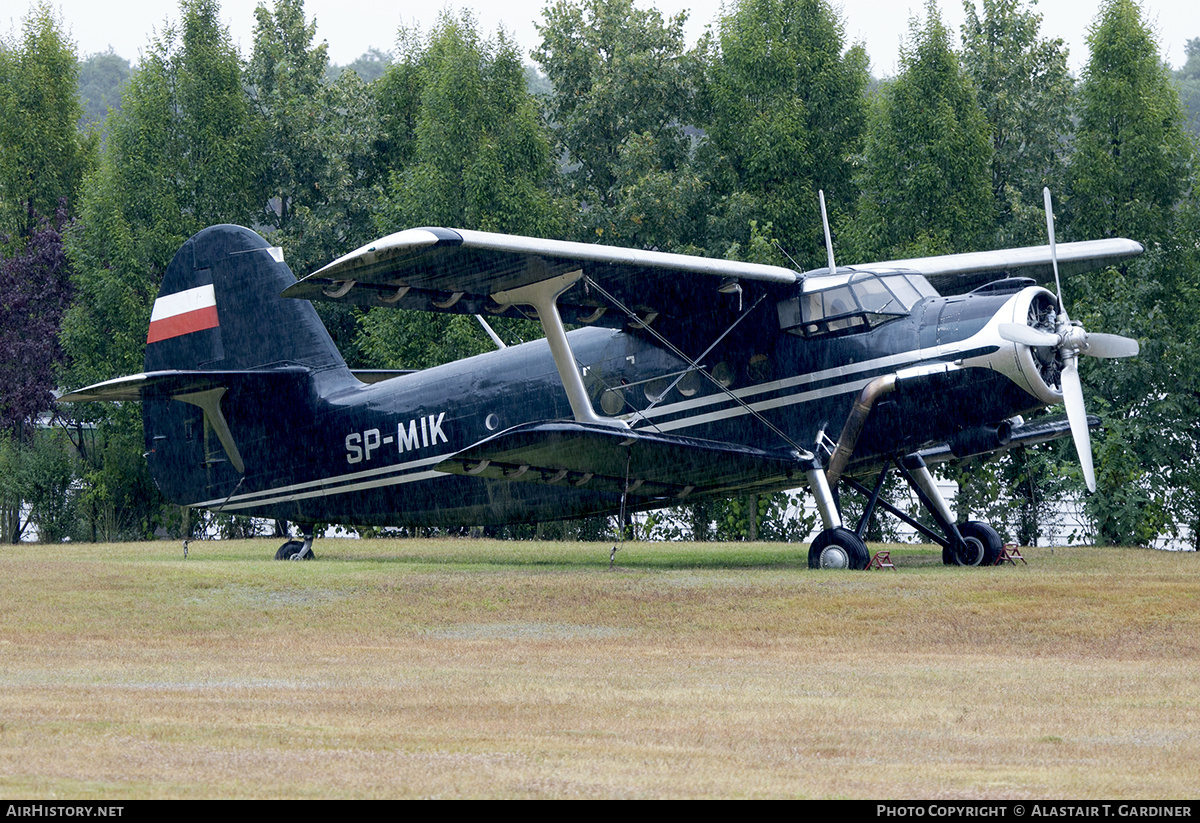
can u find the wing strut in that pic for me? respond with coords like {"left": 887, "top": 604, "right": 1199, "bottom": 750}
{"left": 491, "top": 270, "right": 627, "bottom": 429}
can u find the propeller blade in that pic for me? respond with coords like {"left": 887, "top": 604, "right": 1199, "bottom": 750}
{"left": 1060, "top": 356, "right": 1096, "bottom": 493}
{"left": 999, "top": 323, "right": 1060, "bottom": 348}
{"left": 1044, "top": 187, "right": 1067, "bottom": 321}
{"left": 1084, "top": 332, "right": 1140, "bottom": 359}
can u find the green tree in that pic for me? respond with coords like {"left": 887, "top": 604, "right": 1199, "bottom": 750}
{"left": 1064, "top": 0, "right": 1197, "bottom": 546}
{"left": 1066, "top": 0, "right": 1192, "bottom": 246}
{"left": 1174, "top": 38, "right": 1200, "bottom": 142}
{"left": 326, "top": 47, "right": 392, "bottom": 84}
{"left": 534, "top": 0, "right": 698, "bottom": 211}
{"left": 534, "top": 0, "right": 713, "bottom": 252}
{"left": 77, "top": 49, "right": 131, "bottom": 132}
{"left": 65, "top": 0, "right": 261, "bottom": 386}
{"left": 702, "top": 0, "right": 869, "bottom": 263}
{"left": 61, "top": 0, "right": 261, "bottom": 539}
{"left": 0, "top": 2, "right": 95, "bottom": 238}
{"left": 359, "top": 12, "right": 560, "bottom": 370}
{"left": 248, "top": 0, "right": 383, "bottom": 364}
{"left": 381, "top": 13, "right": 560, "bottom": 236}
{"left": 961, "top": 0, "right": 1074, "bottom": 246}
{"left": 852, "top": 2, "right": 994, "bottom": 260}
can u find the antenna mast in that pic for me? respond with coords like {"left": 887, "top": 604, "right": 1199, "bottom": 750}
{"left": 819, "top": 190, "right": 836, "bottom": 272}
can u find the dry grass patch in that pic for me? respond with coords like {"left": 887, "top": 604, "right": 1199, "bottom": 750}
{"left": 0, "top": 538, "right": 1196, "bottom": 797}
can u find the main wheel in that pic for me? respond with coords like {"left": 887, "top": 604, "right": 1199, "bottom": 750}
{"left": 808, "top": 527, "right": 871, "bottom": 570}
{"left": 953, "top": 535, "right": 987, "bottom": 566}
{"left": 958, "top": 521, "right": 1004, "bottom": 566}
{"left": 275, "top": 540, "right": 314, "bottom": 560}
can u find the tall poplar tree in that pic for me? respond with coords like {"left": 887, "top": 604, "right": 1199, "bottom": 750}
{"left": 61, "top": 0, "right": 260, "bottom": 539}
{"left": 852, "top": 2, "right": 993, "bottom": 260}
{"left": 534, "top": 0, "right": 710, "bottom": 252}
{"left": 1064, "top": 0, "right": 1197, "bottom": 546}
{"left": 1066, "top": 0, "right": 1191, "bottom": 247}
{"left": 359, "top": 12, "right": 560, "bottom": 370}
{"left": 961, "top": 0, "right": 1074, "bottom": 246}
{"left": 703, "top": 0, "right": 868, "bottom": 264}
{"left": 0, "top": 2, "right": 94, "bottom": 239}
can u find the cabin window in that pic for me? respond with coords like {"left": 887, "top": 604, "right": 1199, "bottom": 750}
{"left": 777, "top": 270, "right": 936, "bottom": 338}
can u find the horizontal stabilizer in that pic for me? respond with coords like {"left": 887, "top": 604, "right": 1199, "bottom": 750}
{"left": 436, "top": 421, "right": 817, "bottom": 501}
{"left": 59, "top": 367, "right": 312, "bottom": 403}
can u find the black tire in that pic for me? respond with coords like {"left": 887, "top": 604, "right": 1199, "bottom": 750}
{"left": 274, "top": 540, "right": 313, "bottom": 561}
{"left": 808, "top": 527, "right": 871, "bottom": 570}
{"left": 958, "top": 521, "right": 1004, "bottom": 566}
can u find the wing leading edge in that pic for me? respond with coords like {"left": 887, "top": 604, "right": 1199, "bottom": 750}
{"left": 282, "top": 227, "right": 800, "bottom": 330}
{"left": 858, "top": 238, "right": 1144, "bottom": 293}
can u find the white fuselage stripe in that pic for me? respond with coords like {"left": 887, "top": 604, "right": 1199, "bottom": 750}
{"left": 191, "top": 453, "right": 449, "bottom": 509}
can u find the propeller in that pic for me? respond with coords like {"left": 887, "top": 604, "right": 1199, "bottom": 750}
{"left": 996, "top": 188, "right": 1140, "bottom": 493}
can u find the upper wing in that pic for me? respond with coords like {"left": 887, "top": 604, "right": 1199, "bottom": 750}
{"left": 282, "top": 227, "right": 799, "bottom": 329}
{"left": 863, "top": 238, "right": 1144, "bottom": 293}
{"left": 282, "top": 227, "right": 1143, "bottom": 326}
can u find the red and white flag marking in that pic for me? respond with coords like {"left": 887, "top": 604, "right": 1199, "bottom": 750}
{"left": 147, "top": 284, "right": 219, "bottom": 344}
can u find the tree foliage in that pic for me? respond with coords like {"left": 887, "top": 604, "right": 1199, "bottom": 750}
{"left": 961, "top": 0, "right": 1074, "bottom": 245}
{"left": 0, "top": 2, "right": 94, "bottom": 238}
{"left": 853, "top": 2, "right": 994, "bottom": 260}
{"left": 534, "top": 0, "right": 699, "bottom": 222}
{"left": 359, "top": 12, "right": 559, "bottom": 370}
{"left": 0, "top": 207, "right": 72, "bottom": 434}
{"left": 248, "top": 0, "right": 383, "bottom": 365}
{"left": 61, "top": 0, "right": 261, "bottom": 540}
{"left": 1066, "top": 0, "right": 1192, "bottom": 246}
{"left": 64, "top": 0, "right": 260, "bottom": 387}
{"left": 380, "top": 12, "right": 561, "bottom": 237}
{"left": 702, "top": 0, "right": 869, "bottom": 263}
{"left": 77, "top": 49, "right": 131, "bottom": 132}
{"left": 1064, "top": 0, "right": 1197, "bottom": 545}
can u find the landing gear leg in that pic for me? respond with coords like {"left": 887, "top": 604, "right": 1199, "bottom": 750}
{"left": 895, "top": 455, "right": 982, "bottom": 566}
{"left": 805, "top": 462, "right": 871, "bottom": 570}
{"left": 275, "top": 524, "right": 316, "bottom": 561}
{"left": 841, "top": 455, "right": 1000, "bottom": 568}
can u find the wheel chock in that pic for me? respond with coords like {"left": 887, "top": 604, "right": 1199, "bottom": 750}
{"left": 997, "top": 544, "right": 1027, "bottom": 565}
{"left": 866, "top": 550, "right": 895, "bottom": 570}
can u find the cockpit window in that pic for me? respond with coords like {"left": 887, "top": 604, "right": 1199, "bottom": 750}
{"left": 777, "top": 269, "right": 937, "bottom": 338}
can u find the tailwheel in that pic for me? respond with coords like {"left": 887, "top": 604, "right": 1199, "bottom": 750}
{"left": 957, "top": 521, "right": 1004, "bottom": 566}
{"left": 808, "top": 527, "right": 871, "bottom": 570}
{"left": 275, "top": 538, "right": 315, "bottom": 561}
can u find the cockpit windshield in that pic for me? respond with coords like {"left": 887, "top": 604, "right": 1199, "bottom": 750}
{"left": 777, "top": 269, "right": 938, "bottom": 338}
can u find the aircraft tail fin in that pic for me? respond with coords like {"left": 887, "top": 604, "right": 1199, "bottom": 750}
{"left": 144, "top": 224, "right": 347, "bottom": 374}
{"left": 135, "top": 226, "right": 346, "bottom": 507}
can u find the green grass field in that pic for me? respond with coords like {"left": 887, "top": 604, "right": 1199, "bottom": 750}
{"left": 0, "top": 537, "right": 1196, "bottom": 798}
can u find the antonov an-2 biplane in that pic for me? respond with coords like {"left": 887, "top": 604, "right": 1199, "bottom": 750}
{"left": 62, "top": 191, "right": 1141, "bottom": 568}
